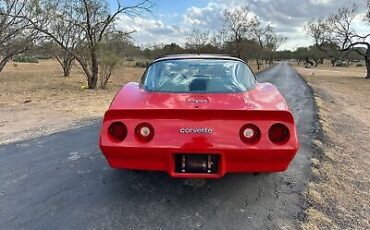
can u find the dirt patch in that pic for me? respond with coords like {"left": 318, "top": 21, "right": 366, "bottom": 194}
{"left": 293, "top": 65, "right": 370, "bottom": 229}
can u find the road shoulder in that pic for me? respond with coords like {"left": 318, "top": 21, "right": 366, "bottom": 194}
{"left": 294, "top": 66, "right": 370, "bottom": 229}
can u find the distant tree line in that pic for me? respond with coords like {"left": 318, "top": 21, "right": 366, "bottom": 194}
{"left": 275, "top": 45, "right": 365, "bottom": 67}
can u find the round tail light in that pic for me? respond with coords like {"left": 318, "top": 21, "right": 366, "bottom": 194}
{"left": 269, "top": 123, "right": 290, "bottom": 144}
{"left": 108, "top": 122, "right": 127, "bottom": 141}
{"left": 240, "top": 124, "right": 261, "bottom": 144}
{"left": 135, "top": 122, "right": 154, "bottom": 142}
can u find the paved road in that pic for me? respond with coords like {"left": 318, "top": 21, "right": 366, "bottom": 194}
{"left": 0, "top": 63, "right": 318, "bottom": 230}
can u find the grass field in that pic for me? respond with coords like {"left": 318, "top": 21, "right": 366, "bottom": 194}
{"left": 0, "top": 59, "right": 263, "bottom": 144}
{"left": 292, "top": 62, "right": 370, "bottom": 229}
{"left": 0, "top": 60, "right": 145, "bottom": 144}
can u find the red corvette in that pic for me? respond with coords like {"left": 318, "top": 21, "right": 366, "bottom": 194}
{"left": 99, "top": 55, "right": 299, "bottom": 178}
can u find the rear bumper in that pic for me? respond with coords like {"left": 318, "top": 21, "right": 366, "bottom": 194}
{"left": 100, "top": 146, "right": 298, "bottom": 178}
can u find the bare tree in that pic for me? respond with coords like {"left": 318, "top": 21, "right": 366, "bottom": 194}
{"left": 253, "top": 21, "right": 287, "bottom": 69}
{"left": 308, "top": 45, "right": 326, "bottom": 67}
{"left": 98, "top": 32, "right": 127, "bottom": 89}
{"left": 108, "top": 31, "right": 135, "bottom": 59}
{"left": 0, "top": 0, "right": 36, "bottom": 72}
{"left": 306, "top": 4, "right": 370, "bottom": 78}
{"left": 98, "top": 50, "right": 120, "bottom": 89}
{"left": 41, "top": 29, "right": 79, "bottom": 78}
{"left": 222, "top": 6, "right": 258, "bottom": 59}
{"left": 212, "top": 29, "right": 228, "bottom": 53}
{"left": 7, "top": 0, "right": 153, "bottom": 88}
{"left": 185, "top": 29, "right": 210, "bottom": 54}
{"left": 54, "top": 45, "right": 75, "bottom": 77}
{"left": 47, "top": 1, "right": 84, "bottom": 77}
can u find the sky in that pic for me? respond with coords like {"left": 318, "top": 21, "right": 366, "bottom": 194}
{"left": 111, "top": 0, "right": 369, "bottom": 51}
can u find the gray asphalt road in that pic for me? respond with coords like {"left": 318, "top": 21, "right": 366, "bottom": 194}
{"left": 0, "top": 63, "right": 318, "bottom": 230}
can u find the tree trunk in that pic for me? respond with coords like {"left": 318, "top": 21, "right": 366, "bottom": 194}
{"left": 331, "top": 59, "right": 337, "bottom": 67}
{"left": 0, "top": 56, "right": 12, "bottom": 72}
{"left": 235, "top": 39, "right": 242, "bottom": 59}
{"left": 63, "top": 59, "right": 74, "bottom": 77}
{"left": 74, "top": 57, "right": 93, "bottom": 88}
{"left": 365, "top": 48, "right": 370, "bottom": 79}
{"left": 55, "top": 56, "right": 74, "bottom": 77}
{"left": 88, "top": 48, "right": 99, "bottom": 89}
{"left": 63, "top": 65, "right": 71, "bottom": 77}
{"left": 314, "top": 60, "right": 319, "bottom": 67}
{"left": 256, "top": 60, "right": 261, "bottom": 70}
{"left": 0, "top": 60, "right": 8, "bottom": 72}
{"left": 236, "top": 47, "right": 242, "bottom": 59}
{"left": 305, "top": 57, "right": 314, "bottom": 67}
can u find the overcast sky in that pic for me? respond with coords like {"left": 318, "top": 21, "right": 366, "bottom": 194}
{"left": 113, "top": 0, "right": 369, "bottom": 51}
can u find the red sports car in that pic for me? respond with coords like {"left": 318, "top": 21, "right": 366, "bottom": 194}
{"left": 99, "top": 55, "right": 299, "bottom": 178}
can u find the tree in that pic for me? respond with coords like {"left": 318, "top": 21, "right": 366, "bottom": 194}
{"left": 55, "top": 44, "right": 75, "bottom": 77}
{"left": 0, "top": 0, "right": 36, "bottom": 72}
{"left": 262, "top": 26, "right": 287, "bottom": 64}
{"left": 162, "top": 43, "right": 184, "bottom": 55}
{"left": 46, "top": 1, "right": 83, "bottom": 77}
{"left": 8, "top": 0, "right": 153, "bottom": 88}
{"left": 239, "top": 39, "right": 260, "bottom": 63}
{"left": 185, "top": 29, "right": 210, "bottom": 54}
{"left": 294, "top": 47, "right": 309, "bottom": 65}
{"left": 222, "top": 6, "right": 258, "bottom": 59}
{"left": 108, "top": 31, "right": 140, "bottom": 59}
{"left": 308, "top": 45, "right": 326, "bottom": 67}
{"left": 98, "top": 33, "right": 122, "bottom": 89}
{"left": 275, "top": 50, "right": 294, "bottom": 60}
{"left": 253, "top": 21, "right": 287, "bottom": 69}
{"left": 212, "top": 29, "right": 228, "bottom": 53}
{"left": 306, "top": 4, "right": 370, "bottom": 78}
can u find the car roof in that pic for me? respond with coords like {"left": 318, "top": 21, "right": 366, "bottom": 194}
{"left": 153, "top": 54, "right": 246, "bottom": 63}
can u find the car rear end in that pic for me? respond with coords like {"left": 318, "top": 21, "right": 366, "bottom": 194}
{"left": 99, "top": 56, "right": 299, "bottom": 178}
{"left": 99, "top": 109, "right": 299, "bottom": 178}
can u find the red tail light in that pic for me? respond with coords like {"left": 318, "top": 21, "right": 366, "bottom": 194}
{"left": 135, "top": 122, "right": 154, "bottom": 142}
{"left": 269, "top": 123, "right": 290, "bottom": 144}
{"left": 240, "top": 124, "right": 261, "bottom": 144}
{"left": 108, "top": 122, "right": 127, "bottom": 141}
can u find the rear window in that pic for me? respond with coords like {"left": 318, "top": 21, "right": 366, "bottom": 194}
{"left": 141, "top": 59, "right": 257, "bottom": 93}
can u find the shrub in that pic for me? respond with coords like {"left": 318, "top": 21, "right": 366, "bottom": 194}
{"left": 35, "top": 55, "right": 52, "bottom": 60}
{"left": 13, "top": 55, "right": 39, "bottom": 63}
{"left": 99, "top": 52, "right": 121, "bottom": 89}
{"left": 335, "top": 62, "right": 347, "bottom": 67}
{"left": 135, "top": 60, "right": 151, "bottom": 68}
{"left": 356, "top": 63, "right": 364, "bottom": 67}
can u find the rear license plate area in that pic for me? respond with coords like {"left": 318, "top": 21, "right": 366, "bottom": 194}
{"left": 174, "top": 154, "right": 219, "bottom": 174}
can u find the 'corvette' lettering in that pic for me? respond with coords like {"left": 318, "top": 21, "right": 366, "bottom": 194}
{"left": 179, "top": 128, "right": 213, "bottom": 134}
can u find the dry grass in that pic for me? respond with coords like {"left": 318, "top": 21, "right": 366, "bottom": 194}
{"left": 0, "top": 59, "right": 263, "bottom": 144}
{"left": 293, "top": 63, "right": 370, "bottom": 229}
{"left": 1, "top": 60, "right": 144, "bottom": 112}
{"left": 0, "top": 60, "right": 144, "bottom": 144}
